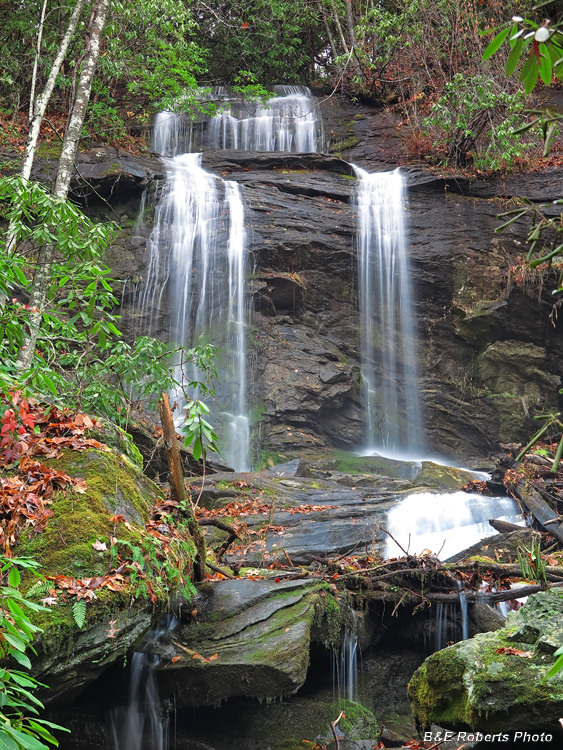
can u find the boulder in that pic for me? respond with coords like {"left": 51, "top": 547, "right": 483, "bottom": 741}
{"left": 154, "top": 578, "right": 343, "bottom": 707}
{"left": 408, "top": 591, "right": 563, "bottom": 733}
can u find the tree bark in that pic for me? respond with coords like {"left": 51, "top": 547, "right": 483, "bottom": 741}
{"left": 22, "top": 0, "right": 89, "bottom": 183}
{"left": 158, "top": 392, "right": 206, "bottom": 581}
{"left": 16, "top": 0, "right": 108, "bottom": 371}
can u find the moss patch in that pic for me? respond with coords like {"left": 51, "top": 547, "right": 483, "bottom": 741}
{"left": 409, "top": 592, "right": 563, "bottom": 732}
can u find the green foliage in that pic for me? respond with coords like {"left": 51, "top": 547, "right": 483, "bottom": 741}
{"left": 482, "top": 13, "right": 563, "bottom": 94}
{"left": 0, "top": 177, "right": 216, "bottom": 437}
{"left": 179, "top": 345, "right": 220, "bottom": 463}
{"left": 423, "top": 73, "right": 535, "bottom": 169}
{"left": 517, "top": 535, "right": 548, "bottom": 587}
{"left": 0, "top": 557, "right": 68, "bottom": 750}
{"left": 71, "top": 600, "right": 86, "bottom": 630}
{"left": 110, "top": 519, "right": 197, "bottom": 603}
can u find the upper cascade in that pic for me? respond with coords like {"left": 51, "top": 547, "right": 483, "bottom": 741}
{"left": 152, "top": 85, "right": 321, "bottom": 157}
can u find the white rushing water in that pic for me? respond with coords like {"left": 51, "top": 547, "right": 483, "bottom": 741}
{"left": 141, "top": 131, "right": 250, "bottom": 470}
{"left": 208, "top": 85, "right": 320, "bottom": 152}
{"left": 152, "top": 85, "right": 320, "bottom": 156}
{"left": 354, "top": 167, "right": 423, "bottom": 456}
{"left": 384, "top": 491, "right": 525, "bottom": 560}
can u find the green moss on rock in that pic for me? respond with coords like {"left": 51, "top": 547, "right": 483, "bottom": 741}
{"left": 409, "top": 592, "right": 563, "bottom": 733}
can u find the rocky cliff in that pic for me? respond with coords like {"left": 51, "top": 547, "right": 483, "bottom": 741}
{"left": 27, "top": 96, "right": 563, "bottom": 465}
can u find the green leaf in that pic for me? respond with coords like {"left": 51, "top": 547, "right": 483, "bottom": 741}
{"left": 518, "top": 54, "right": 536, "bottom": 83}
{"left": 10, "top": 650, "right": 31, "bottom": 670}
{"left": 539, "top": 48, "right": 552, "bottom": 84}
{"left": 72, "top": 600, "right": 86, "bottom": 630}
{"left": 8, "top": 567, "right": 21, "bottom": 588}
{"left": 506, "top": 37, "right": 524, "bottom": 75}
{"left": 192, "top": 436, "right": 202, "bottom": 461}
{"left": 546, "top": 652, "right": 563, "bottom": 679}
{"left": 2, "top": 725, "right": 49, "bottom": 750}
{"left": 523, "top": 61, "right": 540, "bottom": 94}
{"left": 482, "top": 27, "right": 511, "bottom": 60}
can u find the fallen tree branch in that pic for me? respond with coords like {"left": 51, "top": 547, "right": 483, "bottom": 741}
{"left": 206, "top": 561, "right": 236, "bottom": 579}
{"left": 506, "top": 477, "right": 563, "bottom": 546}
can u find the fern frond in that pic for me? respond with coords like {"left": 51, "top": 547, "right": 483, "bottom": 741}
{"left": 72, "top": 599, "right": 87, "bottom": 629}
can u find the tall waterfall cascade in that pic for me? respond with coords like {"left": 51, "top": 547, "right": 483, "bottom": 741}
{"left": 141, "top": 130, "right": 250, "bottom": 470}
{"left": 142, "top": 86, "right": 323, "bottom": 470}
{"left": 354, "top": 167, "right": 423, "bottom": 456}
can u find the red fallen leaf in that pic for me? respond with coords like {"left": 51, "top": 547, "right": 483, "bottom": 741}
{"left": 241, "top": 21, "right": 249, "bottom": 28}
{"left": 274, "top": 578, "right": 281, "bottom": 583}
{"left": 495, "top": 646, "right": 533, "bottom": 658}
{"left": 331, "top": 573, "right": 339, "bottom": 580}
{"left": 171, "top": 656, "right": 181, "bottom": 663}
{"left": 192, "top": 653, "right": 202, "bottom": 660}
{"left": 208, "top": 653, "right": 218, "bottom": 661}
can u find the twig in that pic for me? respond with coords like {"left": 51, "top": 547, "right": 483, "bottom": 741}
{"left": 283, "top": 548, "right": 294, "bottom": 567}
{"left": 329, "top": 710, "right": 344, "bottom": 750}
{"left": 379, "top": 525, "right": 411, "bottom": 557}
{"left": 205, "top": 562, "right": 236, "bottom": 579}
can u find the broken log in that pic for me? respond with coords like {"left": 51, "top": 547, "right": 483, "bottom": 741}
{"left": 507, "top": 478, "right": 563, "bottom": 546}
{"left": 489, "top": 518, "right": 526, "bottom": 534}
{"left": 158, "top": 392, "right": 206, "bottom": 581}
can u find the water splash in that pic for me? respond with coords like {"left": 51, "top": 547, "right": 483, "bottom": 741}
{"left": 354, "top": 167, "right": 423, "bottom": 456}
{"left": 384, "top": 491, "right": 524, "bottom": 560}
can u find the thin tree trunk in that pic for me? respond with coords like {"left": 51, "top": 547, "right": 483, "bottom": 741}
{"left": 16, "top": 0, "right": 109, "bottom": 371}
{"left": 28, "top": 0, "right": 49, "bottom": 125}
{"left": 22, "top": 0, "right": 88, "bottom": 183}
{"left": 158, "top": 393, "right": 207, "bottom": 581}
{"left": 2, "top": 0, "right": 87, "bottom": 316}
{"left": 329, "top": 0, "right": 350, "bottom": 54}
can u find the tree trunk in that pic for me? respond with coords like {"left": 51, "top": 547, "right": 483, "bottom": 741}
{"left": 22, "top": 0, "right": 89, "bottom": 183}
{"left": 15, "top": 0, "right": 109, "bottom": 371}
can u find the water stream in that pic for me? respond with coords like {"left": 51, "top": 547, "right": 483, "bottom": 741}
{"left": 384, "top": 490, "right": 524, "bottom": 560}
{"left": 110, "top": 616, "right": 177, "bottom": 750}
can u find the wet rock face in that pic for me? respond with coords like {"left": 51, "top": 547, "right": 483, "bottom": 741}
{"left": 153, "top": 578, "right": 335, "bottom": 707}
{"left": 408, "top": 591, "right": 563, "bottom": 734}
{"left": 37, "top": 99, "right": 563, "bottom": 463}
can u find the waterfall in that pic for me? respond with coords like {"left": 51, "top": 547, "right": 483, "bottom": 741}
{"left": 110, "top": 615, "right": 177, "bottom": 750}
{"left": 207, "top": 85, "right": 320, "bottom": 153}
{"left": 151, "top": 85, "right": 321, "bottom": 156}
{"left": 354, "top": 167, "right": 423, "bottom": 456}
{"left": 141, "top": 123, "right": 251, "bottom": 471}
{"left": 332, "top": 612, "right": 360, "bottom": 704}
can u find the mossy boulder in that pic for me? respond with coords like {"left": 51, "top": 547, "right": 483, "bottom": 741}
{"left": 408, "top": 591, "right": 563, "bottom": 733}
{"left": 155, "top": 578, "right": 344, "bottom": 707}
{"left": 17, "top": 447, "right": 166, "bottom": 703}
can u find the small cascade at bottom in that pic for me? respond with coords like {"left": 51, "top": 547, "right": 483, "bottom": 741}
{"left": 332, "top": 612, "right": 360, "bottom": 704}
{"left": 110, "top": 615, "right": 178, "bottom": 750}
